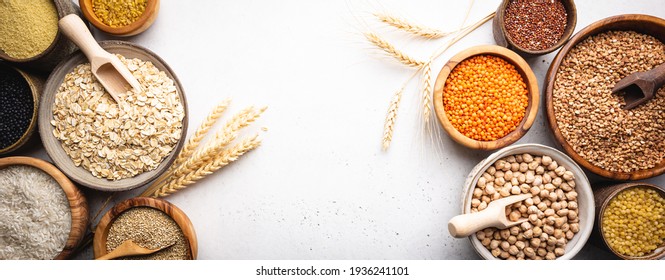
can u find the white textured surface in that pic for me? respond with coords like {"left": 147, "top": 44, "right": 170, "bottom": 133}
{"left": 28, "top": 0, "right": 665, "bottom": 259}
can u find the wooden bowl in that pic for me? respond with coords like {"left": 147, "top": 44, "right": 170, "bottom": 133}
{"left": 433, "top": 45, "right": 539, "bottom": 150}
{"left": 0, "top": 156, "right": 89, "bottom": 260}
{"left": 493, "top": 0, "right": 577, "bottom": 56}
{"left": 0, "top": 63, "right": 43, "bottom": 156}
{"left": 38, "top": 40, "right": 188, "bottom": 191}
{"left": 0, "top": 0, "right": 82, "bottom": 72}
{"left": 93, "top": 197, "right": 197, "bottom": 260}
{"left": 593, "top": 182, "right": 665, "bottom": 260}
{"left": 545, "top": 14, "right": 665, "bottom": 180}
{"left": 460, "top": 144, "right": 594, "bottom": 260}
{"left": 79, "top": 0, "right": 160, "bottom": 37}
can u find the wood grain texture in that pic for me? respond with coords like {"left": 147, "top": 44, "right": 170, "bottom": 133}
{"left": 544, "top": 14, "right": 665, "bottom": 180}
{"left": 0, "top": 156, "right": 89, "bottom": 260}
{"left": 433, "top": 45, "right": 540, "bottom": 151}
{"left": 38, "top": 40, "right": 189, "bottom": 191}
{"left": 93, "top": 197, "right": 197, "bottom": 260}
{"left": 0, "top": 66, "right": 43, "bottom": 156}
{"left": 79, "top": 0, "right": 160, "bottom": 37}
{"left": 592, "top": 182, "right": 665, "bottom": 260}
{"left": 492, "top": 0, "right": 577, "bottom": 56}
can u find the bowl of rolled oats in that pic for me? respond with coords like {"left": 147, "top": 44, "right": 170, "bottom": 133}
{"left": 39, "top": 40, "right": 188, "bottom": 191}
{"left": 545, "top": 14, "right": 665, "bottom": 180}
{"left": 459, "top": 144, "right": 594, "bottom": 260}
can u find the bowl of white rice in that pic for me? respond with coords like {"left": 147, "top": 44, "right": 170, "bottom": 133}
{"left": 0, "top": 156, "right": 88, "bottom": 260}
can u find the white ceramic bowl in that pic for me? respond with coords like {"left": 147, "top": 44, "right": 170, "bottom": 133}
{"left": 460, "top": 143, "right": 594, "bottom": 260}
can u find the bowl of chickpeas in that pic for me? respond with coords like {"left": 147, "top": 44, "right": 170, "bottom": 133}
{"left": 458, "top": 143, "right": 594, "bottom": 260}
{"left": 433, "top": 45, "right": 539, "bottom": 151}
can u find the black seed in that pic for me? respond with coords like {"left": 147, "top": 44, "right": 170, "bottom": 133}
{"left": 0, "top": 64, "right": 34, "bottom": 150}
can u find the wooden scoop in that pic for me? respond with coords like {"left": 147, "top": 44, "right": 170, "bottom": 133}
{"left": 96, "top": 239, "right": 175, "bottom": 260}
{"left": 448, "top": 194, "right": 531, "bottom": 238}
{"left": 58, "top": 14, "right": 142, "bottom": 104}
{"left": 612, "top": 62, "right": 665, "bottom": 110}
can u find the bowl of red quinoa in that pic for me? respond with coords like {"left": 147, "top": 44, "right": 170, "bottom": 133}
{"left": 545, "top": 14, "right": 665, "bottom": 180}
{"left": 493, "top": 0, "right": 577, "bottom": 56}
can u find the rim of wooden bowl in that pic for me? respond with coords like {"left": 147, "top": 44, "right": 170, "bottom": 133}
{"left": 493, "top": 0, "right": 577, "bottom": 56}
{"left": 0, "top": 64, "right": 42, "bottom": 155}
{"left": 596, "top": 183, "right": 665, "bottom": 260}
{"left": 433, "top": 45, "right": 540, "bottom": 151}
{"left": 0, "top": 0, "right": 76, "bottom": 63}
{"left": 544, "top": 14, "right": 665, "bottom": 180}
{"left": 79, "top": 0, "right": 160, "bottom": 37}
{"left": 460, "top": 144, "right": 594, "bottom": 260}
{"left": 0, "top": 156, "right": 89, "bottom": 260}
{"left": 38, "top": 40, "right": 189, "bottom": 191}
{"left": 93, "top": 197, "right": 198, "bottom": 260}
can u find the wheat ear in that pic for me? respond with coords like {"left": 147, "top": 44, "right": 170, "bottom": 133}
{"left": 374, "top": 12, "right": 450, "bottom": 39}
{"left": 148, "top": 135, "right": 262, "bottom": 198}
{"left": 168, "top": 99, "right": 231, "bottom": 173}
{"left": 140, "top": 107, "right": 266, "bottom": 197}
{"left": 382, "top": 87, "right": 404, "bottom": 150}
{"left": 365, "top": 32, "right": 425, "bottom": 68}
{"left": 421, "top": 60, "right": 433, "bottom": 125}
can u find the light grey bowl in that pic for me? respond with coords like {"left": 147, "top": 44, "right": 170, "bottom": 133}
{"left": 460, "top": 144, "right": 594, "bottom": 260}
{"left": 38, "top": 40, "right": 188, "bottom": 192}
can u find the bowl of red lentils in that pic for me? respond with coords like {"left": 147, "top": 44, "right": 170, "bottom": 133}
{"left": 594, "top": 182, "right": 665, "bottom": 260}
{"left": 433, "top": 45, "right": 539, "bottom": 151}
{"left": 79, "top": 0, "right": 160, "bottom": 37}
{"left": 545, "top": 14, "right": 665, "bottom": 180}
{"left": 493, "top": 0, "right": 577, "bottom": 56}
{"left": 459, "top": 144, "right": 594, "bottom": 260}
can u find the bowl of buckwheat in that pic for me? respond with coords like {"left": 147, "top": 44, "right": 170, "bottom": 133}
{"left": 39, "top": 40, "right": 188, "bottom": 191}
{"left": 458, "top": 144, "right": 594, "bottom": 260}
{"left": 545, "top": 14, "right": 665, "bottom": 180}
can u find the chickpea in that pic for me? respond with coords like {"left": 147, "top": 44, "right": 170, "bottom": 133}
{"left": 492, "top": 248, "right": 501, "bottom": 257}
{"left": 537, "top": 248, "right": 548, "bottom": 257}
{"left": 528, "top": 161, "right": 539, "bottom": 171}
{"left": 519, "top": 205, "right": 528, "bottom": 214}
{"left": 545, "top": 252, "right": 556, "bottom": 260}
{"left": 555, "top": 217, "right": 567, "bottom": 228}
{"left": 530, "top": 238, "right": 541, "bottom": 248}
{"left": 554, "top": 247, "right": 565, "bottom": 257}
{"left": 566, "top": 230, "right": 575, "bottom": 240}
{"left": 548, "top": 191, "right": 558, "bottom": 202}
{"left": 490, "top": 240, "right": 501, "bottom": 249}
{"left": 500, "top": 229, "right": 511, "bottom": 240}
{"left": 540, "top": 232, "right": 549, "bottom": 241}
{"left": 509, "top": 226, "right": 520, "bottom": 236}
{"left": 494, "top": 160, "right": 506, "bottom": 170}
{"left": 533, "top": 219, "right": 543, "bottom": 227}
{"left": 511, "top": 162, "right": 520, "bottom": 172}
{"left": 542, "top": 173, "right": 552, "bottom": 184}
{"left": 501, "top": 241, "right": 511, "bottom": 251}
{"left": 544, "top": 209, "right": 555, "bottom": 217}
{"left": 487, "top": 166, "right": 496, "bottom": 175}
{"left": 511, "top": 186, "right": 521, "bottom": 195}
{"left": 519, "top": 163, "right": 529, "bottom": 173}
{"left": 532, "top": 176, "right": 543, "bottom": 187}
{"left": 473, "top": 188, "right": 483, "bottom": 198}
{"left": 556, "top": 209, "right": 569, "bottom": 217}
{"left": 555, "top": 166, "right": 566, "bottom": 177}
{"left": 565, "top": 191, "right": 578, "bottom": 201}
{"left": 525, "top": 171, "right": 535, "bottom": 183}
{"left": 508, "top": 245, "right": 519, "bottom": 255}
{"left": 524, "top": 229, "right": 533, "bottom": 239}
{"left": 509, "top": 211, "right": 522, "bottom": 222}
{"left": 560, "top": 200, "right": 568, "bottom": 209}
{"left": 500, "top": 251, "right": 511, "bottom": 259}
{"left": 492, "top": 192, "right": 501, "bottom": 200}
{"left": 485, "top": 184, "right": 496, "bottom": 195}
{"left": 545, "top": 216, "right": 556, "bottom": 226}
{"left": 556, "top": 237, "right": 567, "bottom": 247}
{"left": 478, "top": 201, "right": 488, "bottom": 211}
{"left": 560, "top": 182, "right": 572, "bottom": 192}
{"left": 504, "top": 170, "right": 514, "bottom": 181}
{"left": 547, "top": 236, "right": 557, "bottom": 246}
{"left": 568, "top": 210, "right": 578, "bottom": 220}
{"left": 562, "top": 171, "right": 574, "bottom": 181}
{"left": 482, "top": 238, "right": 491, "bottom": 247}
{"left": 478, "top": 177, "right": 488, "bottom": 188}
{"left": 568, "top": 180, "right": 576, "bottom": 188}
{"left": 532, "top": 226, "right": 543, "bottom": 237}
{"left": 543, "top": 183, "right": 555, "bottom": 192}
{"left": 544, "top": 225, "right": 555, "bottom": 235}
{"left": 524, "top": 247, "right": 536, "bottom": 258}
{"left": 515, "top": 155, "right": 523, "bottom": 162}
{"left": 557, "top": 189, "right": 566, "bottom": 201}
{"left": 552, "top": 177, "right": 562, "bottom": 187}
{"left": 539, "top": 189, "right": 549, "bottom": 199}
{"left": 495, "top": 177, "right": 506, "bottom": 186}
{"left": 532, "top": 196, "right": 541, "bottom": 205}
{"left": 535, "top": 165, "right": 545, "bottom": 175}
{"left": 548, "top": 161, "right": 558, "bottom": 171}
{"left": 560, "top": 223, "right": 570, "bottom": 232}
{"left": 511, "top": 177, "right": 519, "bottom": 186}
{"left": 522, "top": 153, "right": 533, "bottom": 163}
{"left": 537, "top": 202, "right": 548, "bottom": 211}
{"left": 505, "top": 155, "right": 516, "bottom": 163}
{"left": 541, "top": 156, "right": 552, "bottom": 166}
{"left": 494, "top": 232, "right": 502, "bottom": 240}
{"left": 553, "top": 229, "right": 564, "bottom": 239}
{"left": 530, "top": 186, "right": 541, "bottom": 196}
{"left": 508, "top": 236, "right": 517, "bottom": 245}
{"left": 529, "top": 214, "right": 539, "bottom": 223}
{"left": 516, "top": 252, "right": 525, "bottom": 260}
{"left": 515, "top": 241, "right": 526, "bottom": 250}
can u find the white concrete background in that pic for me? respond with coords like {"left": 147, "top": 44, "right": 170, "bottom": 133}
{"left": 27, "top": 0, "right": 665, "bottom": 259}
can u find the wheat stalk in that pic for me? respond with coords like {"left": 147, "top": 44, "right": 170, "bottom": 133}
{"left": 168, "top": 99, "right": 231, "bottom": 173}
{"left": 421, "top": 60, "right": 433, "bottom": 125}
{"left": 147, "top": 135, "right": 262, "bottom": 198}
{"left": 141, "top": 107, "right": 266, "bottom": 197}
{"left": 374, "top": 12, "right": 451, "bottom": 39}
{"left": 365, "top": 32, "right": 425, "bottom": 68}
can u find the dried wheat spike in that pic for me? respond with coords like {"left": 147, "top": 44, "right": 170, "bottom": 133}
{"left": 382, "top": 87, "right": 404, "bottom": 150}
{"left": 374, "top": 12, "right": 450, "bottom": 39}
{"left": 421, "top": 61, "right": 433, "bottom": 125}
{"left": 151, "top": 135, "right": 262, "bottom": 198}
{"left": 365, "top": 32, "right": 425, "bottom": 68}
{"left": 168, "top": 99, "right": 231, "bottom": 173}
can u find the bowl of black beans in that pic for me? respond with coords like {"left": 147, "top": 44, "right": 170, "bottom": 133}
{"left": 0, "top": 62, "right": 43, "bottom": 156}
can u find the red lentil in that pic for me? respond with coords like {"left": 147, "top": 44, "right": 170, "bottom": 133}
{"left": 443, "top": 55, "right": 528, "bottom": 141}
